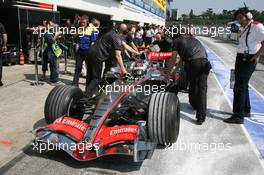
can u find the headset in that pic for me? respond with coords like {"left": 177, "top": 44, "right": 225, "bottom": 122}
{"left": 245, "top": 11, "right": 253, "bottom": 20}
{"left": 243, "top": 3, "right": 253, "bottom": 20}
{"left": 234, "top": 6, "right": 253, "bottom": 20}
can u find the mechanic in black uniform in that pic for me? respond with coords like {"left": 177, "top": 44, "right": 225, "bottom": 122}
{"left": 85, "top": 23, "right": 130, "bottom": 97}
{"left": 152, "top": 32, "right": 172, "bottom": 52}
{"left": 119, "top": 25, "right": 139, "bottom": 60}
{"left": 125, "top": 25, "right": 138, "bottom": 53}
{"left": 172, "top": 35, "right": 211, "bottom": 125}
{"left": 0, "top": 22, "right": 7, "bottom": 87}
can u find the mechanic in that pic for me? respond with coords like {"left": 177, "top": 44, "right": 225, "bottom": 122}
{"left": 63, "top": 19, "right": 73, "bottom": 57}
{"left": 152, "top": 32, "right": 172, "bottom": 52}
{"left": 85, "top": 23, "right": 137, "bottom": 97}
{"left": 172, "top": 34, "right": 211, "bottom": 125}
{"left": 135, "top": 26, "right": 144, "bottom": 46}
{"left": 41, "top": 20, "right": 62, "bottom": 85}
{"left": 72, "top": 16, "right": 100, "bottom": 87}
{"left": 224, "top": 8, "right": 264, "bottom": 124}
{"left": 120, "top": 25, "right": 141, "bottom": 60}
{"left": 0, "top": 22, "right": 7, "bottom": 87}
{"left": 125, "top": 25, "right": 139, "bottom": 53}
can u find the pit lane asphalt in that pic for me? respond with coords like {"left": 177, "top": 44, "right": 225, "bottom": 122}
{"left": 1, "top": 37, "right": 264, "bottom": 175}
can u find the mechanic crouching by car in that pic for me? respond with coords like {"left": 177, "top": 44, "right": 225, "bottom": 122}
{"left": 0, "top": 22, "right": 7, "bottom": 87}
{"left": 172, "top": 34, "right": 211, "bottom": 125}
{"left": 72, "top": 16, "right": 100, "bottom": 87}
{"left": 85, "top": 23, "right": 135, "bottom": 98}
{"left": 224, "top": 8, "right": 264, "bottom": 124}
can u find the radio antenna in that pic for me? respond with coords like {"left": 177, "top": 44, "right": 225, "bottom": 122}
{"left": 243, "top": 2, "right": 247, "bottom": 8}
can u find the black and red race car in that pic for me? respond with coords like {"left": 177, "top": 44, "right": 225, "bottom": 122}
{"left": 33, "top": 50, "right": 183, "bottom": 162}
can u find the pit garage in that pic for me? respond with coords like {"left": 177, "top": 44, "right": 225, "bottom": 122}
{"left": 57, "top": 6, "right": 113, "bottom": 35}
{"left": 0, "top": 1, "right": 59, "bottom": 64}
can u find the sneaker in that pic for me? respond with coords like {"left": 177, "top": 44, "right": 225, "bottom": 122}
{"left": 0, "top": 81, "right": 3, "bottom": 87}
{"left": 49, "top": 81, "right": 64, "bottom": 86}
{"left": 223, "top": 115, "right": 244, "bottom": 124}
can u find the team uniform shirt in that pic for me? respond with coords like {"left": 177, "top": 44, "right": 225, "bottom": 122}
{"left": 125, "top": 33, "right": 135, "bottom": 44}
{"left": 78, "top": 24, "right": 99, "bottom": 51}
{"left": 172, "top": 36, "right": 207, "bottom": 61}
{"left": 88, "top": 30, "right": 123, "bottom": 61}
{"left": 43, "top": 32, "right": 62, "bottom": 58}
{"left": 238, "top": 20, "right": 264, "bottom": 54}
{"left": 152, "top": 37, "right": 172, "bottom": 52}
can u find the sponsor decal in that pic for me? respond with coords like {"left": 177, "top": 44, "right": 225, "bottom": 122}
{"left": 54, "top": 117, "right": 86, "bottom": 132}
{"left": 110, "top": 127, "right": 138, "bottom": 136}
{"left": 148, "top": 52, "right": 175, "bottom": 60}
{"left": 154, "top": 0, "right": 166, "bottom": 10}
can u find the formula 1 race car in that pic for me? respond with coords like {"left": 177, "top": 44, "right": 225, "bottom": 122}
{"left": 33, "top": 49, "right": 183, "bottom": 162}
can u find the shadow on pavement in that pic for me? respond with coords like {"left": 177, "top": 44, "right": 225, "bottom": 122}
{"left": 0, "top": 142, "right": 142, "bottom": 174}
{"left": 207, "top": 108, "right": 231, "bottom": 121}
{"left": 23, "top": 146, "right": 142, "bottom": 173}
{"left": 180, "top": 102, "right": 197, "bottom": 124}
{"left": 24, "top": 74, "right": 73, "bottom": 85}
{"left": 180, "top": 102, "right": 231, "bottom": 122}
{"left": 180, "top": 113, "right": 197, "bottom": 124}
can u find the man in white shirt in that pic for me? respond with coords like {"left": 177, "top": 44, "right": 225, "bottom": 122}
{"left": 224, "top": 8, "right": 264, "bottom": 124}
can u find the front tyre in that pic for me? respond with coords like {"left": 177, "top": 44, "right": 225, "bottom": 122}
{"left": 44, "top": 85, "right": 84, "bottom": 124}
{"left": 148, "top": 92, "right": 180, "bottom": 146}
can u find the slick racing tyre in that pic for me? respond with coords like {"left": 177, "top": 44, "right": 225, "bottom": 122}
{"left": 44, "top": 85, "right": 84, "bottom": 124}
{"left": 179, "top": 64, "right": 188, "bottom": 90}
{"left": 148, "top": 92, "right": 180, "bottom": 146}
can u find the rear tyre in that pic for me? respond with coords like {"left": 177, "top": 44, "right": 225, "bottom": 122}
{"left": 148, "top": 92, "right": 180, "bottom": 146}
{"left": 44, "top": 85, "right": 84, "bottom": 124}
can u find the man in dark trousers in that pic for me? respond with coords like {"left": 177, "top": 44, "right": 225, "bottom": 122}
{"left": 224, "top": 8, "right": 264, "bottom": 124}
{"left": 72, "top": 16, "right": 99, "bottom": 87}
{"left": 41, "top": 21, "right": 62, "bottom": 85}
{"left": 85, "top": 23, "right": 129, "bottom": 97}
{"left": 172, "top": 35, "right": 211, "bottom": 125}
{"left": 0, "top": 22, "right": 7, "bottom": 87}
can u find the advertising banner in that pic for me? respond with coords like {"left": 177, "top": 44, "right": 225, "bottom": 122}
{"left": 153, "top": 0, "right": 166, "bottom": 11}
